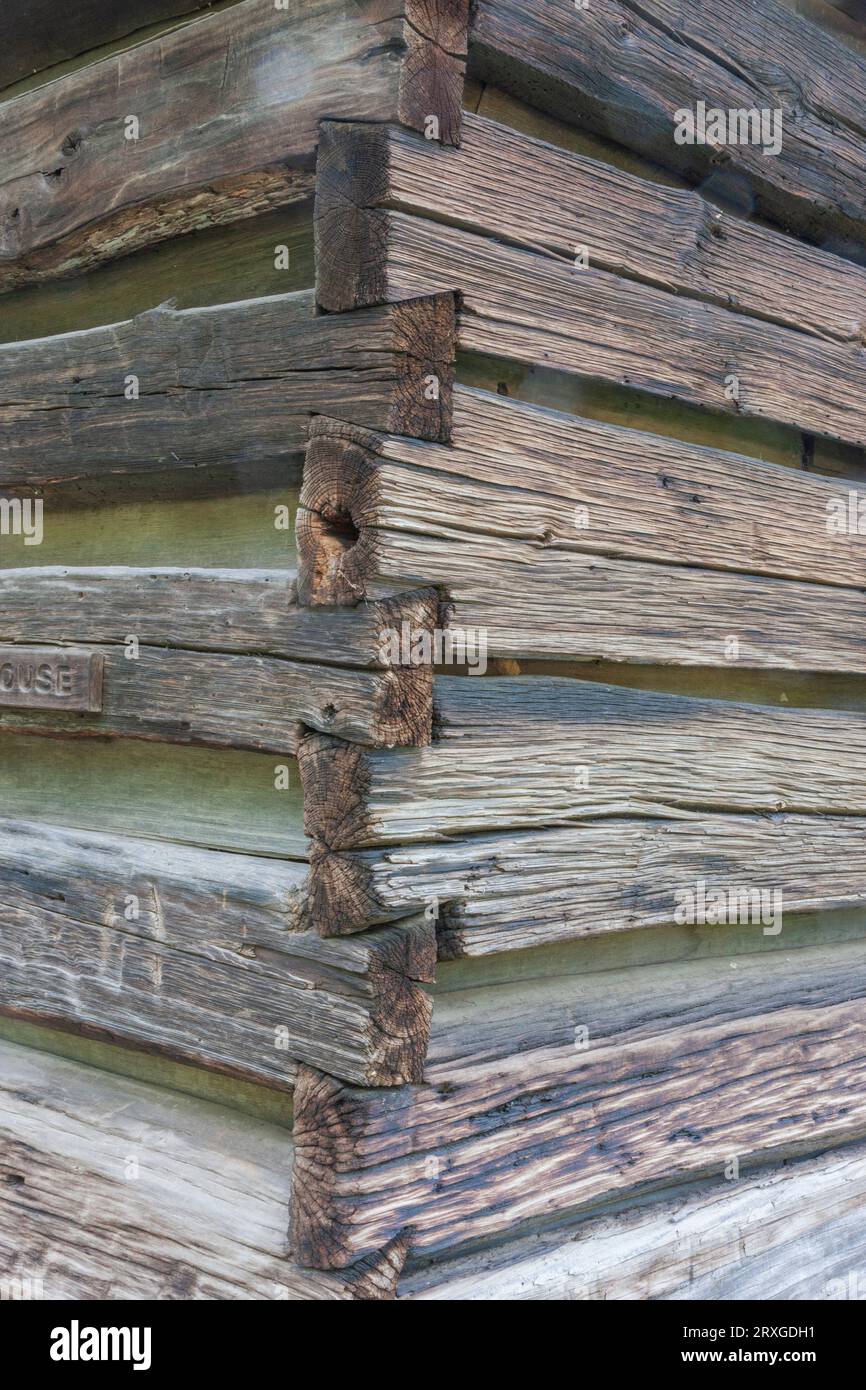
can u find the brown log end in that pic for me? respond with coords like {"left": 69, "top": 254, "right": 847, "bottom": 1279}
{"left": 372, "top": 587, "right": 441, "bottom": 659}
{"left": 298, "top": 733, "right": 373, "bottom": 850}
{"left": 388, "top": 293, "right": 456, "bottom": 442}
{"left": 374, "top": 663, "right": 433, "bottom": 748}
{"left": 307, "top": 843, "right": 385, "bottom": 936}
{"left": 290, "top": 1065, "right": 413, "bottom": 1269}
{"left": 315, "top": 122, "right": 391, "bottom": 312}
{"left": 398, "top": 1, "right": 471, "bottom": 147}
{"left": 365, "top": 917, "right": 436, "bottom": 1084}
{"left": 296, "top": 434, "right": 381, "bottom": 607}
{"left": 338, "top": 1236, "right": 409, "bottom": 1300}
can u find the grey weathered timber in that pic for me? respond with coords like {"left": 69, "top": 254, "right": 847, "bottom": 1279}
{"left": 301, "top": 394, "right": 866, "bottom": 582}
{"left": 0, "top": 568, "right": 440, "bottom": 670}
{"left": 0, "top": 0, "right": 469, "bottom": 287}
{"left": 0, "top": 642, "right": 432, "bottom": 751}
{"left": 0, "top": 2, "right": 217, "bottom": 93}
{"left": 0, "top": 819, "right": 435, "bottom": 1086}
{"left": 312, "top": 813, "right": 866, "bottom": 949}
{"left": 0, "top": 1037, "right": 406, "bottom": 1298}
{"left": 317, "top": 116, "right": 866, "bottom": 344}
{"left": 402, "top": 1142, "right": 866, "bottom": 1300}
{"left": 300, "top": 678, "right": 866, "bottom": 850}
{"left": 292, "top": 937, "right": 866, "bottom": 1267}
{"left": 316, "top": 206, "right": 866, "bottom": 447}
{"left": 0, "top": 291, "right": 456, "bottom": 485}
{"left": 470, "top": 0, "right": 866, "bottom": 249}
{"left": 297, "top": 404, "right": 866, "bottom": 670}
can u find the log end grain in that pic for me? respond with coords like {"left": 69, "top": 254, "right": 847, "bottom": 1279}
{"left": 364, "top": 917, "right": 437, "bottom": 1081}
{"left": 296, "top": 433, "right": 382, "bottom": 607}
{"left": 290, "top": 1065, "right": 410, "bottom": 1269}
{"left": 298, "top": 733, "right": 374, "bottom": 852}
{"left": 398, "top": 0, "right": 471, "bottom": 147}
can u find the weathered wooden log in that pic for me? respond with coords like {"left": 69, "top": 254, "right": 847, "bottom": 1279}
{"left": 402, "top": 1141, "right": 866, "bottom": 1300}
{"left": 309, "top": 813, "right": 866, "bottom": 949}
{"left": 0, "top": 568, "right": 440, "bottom": 671}
{"left": 292, "top": 937, "right": 866, "bottom": 1267}
{"left": 301, "top": 397, "right": 866, "bottom": 584}
{"left": 300, "top": 678, "right": 866, "bottom": 850}
{"left": 0, "top": 2, "right": 217, "bottom": 93}
{"left": 0, "top": 0, "right": 469, "bottom": 287}
{"left": 316, "top": 115, "right": 866, "bottom": 345}
{"left": 297, "top": 404, "right": 866, "bottom": 670}
{"left": 0, "top": 1037, "right": 406, "bottom": 1298}
{"left": 0, "top": 643, "right": 433, "bottom": 751}
{"left": 0, "top": 819, "right": 435, "bottom": 1087}
{"left": 0, "top": 291, "right": 455, "bottom": 485}
{"left": 315, "top": 199, "right": 866, "bottom": 446}
{"left": 470, "top": 0, "right": 866, "bottom": 250}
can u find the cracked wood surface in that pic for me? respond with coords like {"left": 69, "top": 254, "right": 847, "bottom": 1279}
{"left": 317, "top": 206, "right": 866, "bottom": 448}
{"left": 311, "top": 813, "right": 866, "bottom": 951}
{"left": 0, "top": 567, "right": 440, "bottom": 670}
{"left": 0, "top": 1036, "right": 406, "bottom": 1298}
{"left": 317, "top": 115, "right": 866, "bottom": 345}
{"left": 292, "top": 937, "right": 866, "bottom": 1267}
{"left": 0, "top": 291, "right": 455, "bottom": 486}
{"left": 0, "top": 819, "right": 435, "bottom": 1087}
{"left": 0, "top": 642, "right": 432, "bottom": 752}
{"left": 0, "top": 0, "right": 469, "bottom": 286}
{"left": 401, "top": 1141, "right": 866, "bottom": 1299}
{"left": 0, "top": 2, "right": 393, "bottom": 286}
{"left": 297, "top": 400, "right": 866, "bottom": 670}
{"left": 300, "top": 677, "right": 866, "bottom": 849}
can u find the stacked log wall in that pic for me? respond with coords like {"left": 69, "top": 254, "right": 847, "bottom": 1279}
{"left": 3, "top": 0, "right": 866, "bottom": 1299}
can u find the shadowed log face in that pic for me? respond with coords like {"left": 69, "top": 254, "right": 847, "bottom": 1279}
{"left": 0, "top": 2, "right": 218, "bottom": 93}
{"left": 0, "top": 1, "right": 469, "bottom": 288}
{"left": 470, "top": 0, "right": 866, "bottom": 250}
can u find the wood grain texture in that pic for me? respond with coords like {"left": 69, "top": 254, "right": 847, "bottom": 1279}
{"left": 313, "top": 812, "right": 866, "bottom": 950}
{"left": 300, "top": 677, "right": 866, "bottom": 849}
{"left": 297, "top": 404, "right": 866, "bottom": 671}
{"left": 0, "top": 568, "right": 440, "bottom": 670}
{"left": 402, "top": 1141, "right": 866, "bottom": 1300}
{"left": 318, "top": 115, "right": 866, "bottom": 344}
{"left": 470, "top": 0, "right": 866, "bottom": 249}
{"left": 0, "top": 0, "right": 404, "bottom": 286}
{"left": 292, "top": 938, "right": 866, "bottom": 1266}
{"left": 0, "top": 1037, "right": 406, "bottom": 1298}
{"left": 398, "top": 0, "right": 470, "bottom": 147}
{"left": 0, "top": 643, "right": 432, "bottom": 752}
{"left": 0, "top": 819, "right": 434, "bottom": 1087}
{"left": 0, "top": 291, "right": 455, "bottom": 486}
{"left": 319, "top": 207, "right": 866, "bottom": 447}
{"left": 0, "top": 2, "right": 217, "bottom": 93}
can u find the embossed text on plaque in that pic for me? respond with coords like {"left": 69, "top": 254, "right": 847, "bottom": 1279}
{"left": 0, "top": 648, "right": 104, "bottom": 712}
